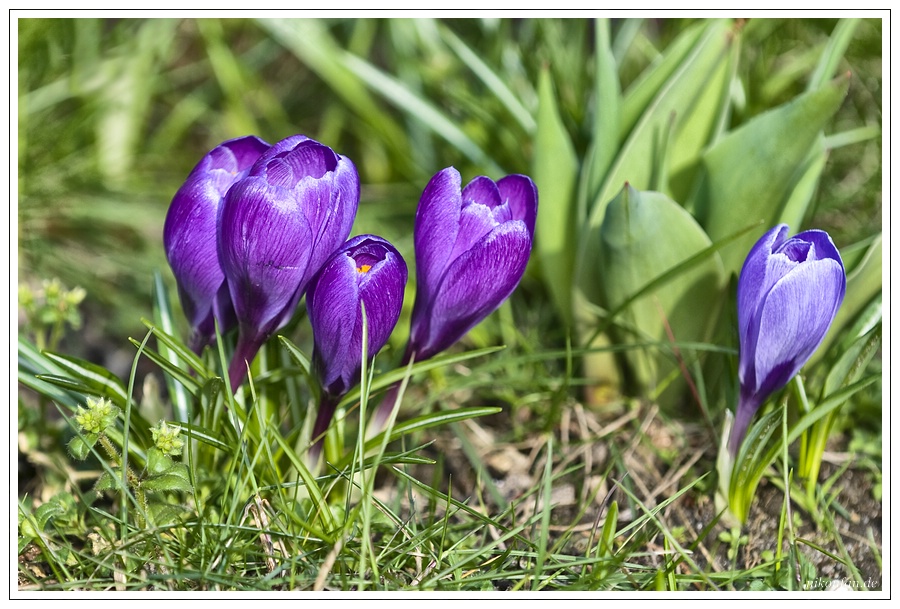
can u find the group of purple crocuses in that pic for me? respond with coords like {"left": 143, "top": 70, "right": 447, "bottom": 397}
{"left": 165, "top": 133, "right": 846, "bottom": 461}
{"left": 163, "top": 134, "right": 537, "bottom": 459}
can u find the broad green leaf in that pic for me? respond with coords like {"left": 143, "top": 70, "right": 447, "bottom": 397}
{"left": 597, "top": 186, "right": 725, "bottom": 403}
{"left": 578, "top": 19, "right": 733, "bottom": 307}
{"left": 697, "top": 74, "right": 850, "bottom": 274}
{"left": 533, "top": 67, "right": 579, "bottom": 327}
{"left": 40, "top": 351, "right": 128, "bottom": 406}
{"left": 618, "top": 21, "right": 707, "bottom": 138}
{"left": 142, "top": 472, "right": 193, "bottom": 493}
{"left": 668, "top": 25, "right": 740, "bottom": 206}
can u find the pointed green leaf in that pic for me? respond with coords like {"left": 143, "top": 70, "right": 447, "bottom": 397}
{"left": 597, "top": 186, "right": 725, "bottom": 402}
{"left": 533, "top": 67, "right": 579, "bottom": 327}
{"left": 583, "top": 18, "right": 622, "bottom": 202}
{"left": 578, "top": 19, "right": 733, "bottom": 307}
{"left": 618, "top": 21, "right": 707, "bottom": 138}
{"left": 698, "top": 74, "right": 850, "bottom": 274}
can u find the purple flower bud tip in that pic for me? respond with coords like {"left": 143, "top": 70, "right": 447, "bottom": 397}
{"left": 406, "top": 167, "right": 538, "bottom": 362}
{"left": 730, "top": 224, "right": 846, "bottom": 454}
{"left": 217, "top": 135, "right": 360, "bottom": 391}
{"left": 164, "top": 135, "right": 271, "bottom": 352}
{"left": 308, "top": 234, "right": 408, "bottom": 401}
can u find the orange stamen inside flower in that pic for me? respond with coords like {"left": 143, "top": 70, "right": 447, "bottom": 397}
{"left": 357, "top": 264, "right": 372, "bottom": 274}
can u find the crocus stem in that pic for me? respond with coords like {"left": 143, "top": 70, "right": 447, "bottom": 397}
{"left": 228, "top": 332, "right": 265, "bottom": 394}
{"left": 728, "top": 395, "right": 759, "bottom": 456}
{"left": 308, "top": 394, "right": 340, "bottom": 469}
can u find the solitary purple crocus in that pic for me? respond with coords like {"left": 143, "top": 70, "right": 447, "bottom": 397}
{"left": 306, "top": 234, "right": 407, "bottom": 462}
{"left": 729, "top": 224, "right": 846, "bottom": 454}
{"left": 371, "top": 167, "right": 537, "bottom": 431}
{"left": 218, "top": 135, "right": 360, "bottom": 392}
{"left": 164, "top": 135, "right": 271, "bottom": 353}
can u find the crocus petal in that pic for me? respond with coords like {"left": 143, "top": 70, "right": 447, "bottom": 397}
{"left": 306, "top": 154, "right": 360, "bottom": 274}
{"left": 751, "top": 257, "right": 846, "bottom": 398}
{"left": 497, "top": 174, "right": 539, "bottom": 236}
{"left": 730, "top": 224, "right": 845, "bottom": 454}
{"left": 308, "top": 235, "right": 407, "bottom": 399}
{"left": 163, "top": 135, "right": 270, "bottom": 350}
{"left": 462, "top": 176, "right": 502, "bottom": 209}
{"left": 413, "top": 168, "right": 463, "bottom": 308}
{"left": 218, "top": 177, "right": 314, "bottom": 338}
{"left": 308, "top": 254, "right": 360, "bottom": 394}
{"left": 447, "top": 201, "right": 499, "bottom": 263}
{"left": 736, "top": 225, "right": 789, "bottom": 349}
{"left": 411, "top": 221, "right": 531, "bottom": 360}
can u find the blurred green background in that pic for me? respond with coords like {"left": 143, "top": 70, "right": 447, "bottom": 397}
{"left": 17, "top": 17, "right": 882, "bottom": 370}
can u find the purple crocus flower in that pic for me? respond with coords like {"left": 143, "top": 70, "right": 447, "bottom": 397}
{"left": 730, "top": 224, "right": 846, "bottom": 454}
{"left": 218, "top": 135, "right": 360, "bottom": 391}
{"left": 370, "top": 167, "right": 537, "bottom": 432}
{"left": 406, "top": 167, "right": 538, "bottom": 362}
{"left": 163, "top": 135, "right": 270, "bottom": 352}
{"left": 306, "top": 234, "right": 407, "bottom": 460}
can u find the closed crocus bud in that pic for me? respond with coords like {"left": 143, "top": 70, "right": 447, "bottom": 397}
{"left": 163, "top": 135, "right": 270, "bottom": 352}
{"left": 307, "top": 235, "right": 407, "bottom": 457}
{"left": 730, "top": 224, "right": 846, "bottom": 454}
{"left": 218, "top": 135, "right": 360, "bottom": 391}
{"left": 406, "top": 167, "right": 538, "bottom": 362}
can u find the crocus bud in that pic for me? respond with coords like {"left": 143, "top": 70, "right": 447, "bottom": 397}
{"left": 730, "top": 224, "right": 846, "bottom": 454}
{"left": 163, "top": 135, "right": 270, "bottom": 352}
{"left": 406, "top": 167, "right": 538, "bottom": 362}
{"left": 218, "top": 135, "right": 360, "bottom": 391}
{"left": 306, "top": 235, "right": 407, "bottom": 455}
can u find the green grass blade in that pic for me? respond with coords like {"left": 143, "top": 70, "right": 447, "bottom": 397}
{"left": 39, "top": 351, "right": 128, "bottom": 406}
{"left": 340, "top": 52, "right": 501, "bottom": 174}
{"left": 439, "top": 24, "right": 535, "bottom": 134}
{"left": 151, "top": 272, "right": 193, "bottom": 422}
{"left": 807, "top": 18, "right": 860, "bottom": 91}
